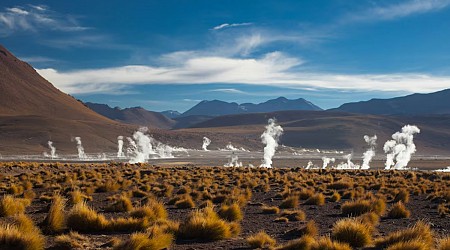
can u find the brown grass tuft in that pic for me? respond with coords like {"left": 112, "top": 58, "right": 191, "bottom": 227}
{"left": 246, "top": 231, "right": 276, "bottom": 249}
{"left": 375, "top": 221, "right": 434, "bottom": 249}
{"left": 387, "top": 202, "right": 410, "bottom": 219}
{"left": 331, "top": 218, "right": 372, "bottom": 248}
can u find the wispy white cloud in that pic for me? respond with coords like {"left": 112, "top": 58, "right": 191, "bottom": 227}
{"left": 208, "top": 88, "right": 248, "bottom": 94}
{"left": 212, "top": 22, "right": 252, "bottom": 30}
{"left": 37, "top": 50, "right": 450, "bottom": 95}
{"left": 0, "top": 5, "right": 89, "bottom": 36}
{"left": 342, "top": 0, "right": 450, "bottom": 24}
{"left": 19, "top": 56, "right": 57, "bottom": 63}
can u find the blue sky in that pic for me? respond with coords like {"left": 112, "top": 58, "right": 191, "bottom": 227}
{"left": 1, "top": 0, "right": 450, "bottom": 112}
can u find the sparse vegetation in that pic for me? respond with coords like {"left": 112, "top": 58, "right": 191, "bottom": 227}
{"left": 387, "top": 201, "right": 411, "bottom": 218}
{"left": 0, "top": 163, "right": 447, "bottom": 249}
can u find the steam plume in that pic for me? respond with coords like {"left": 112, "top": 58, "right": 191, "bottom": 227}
{"left": 117, "top": 136, "right": 124, "bottom": 157}
{"left": 384, "top": 125, "right": 420, "bottom": 170}
{"left": 129, "top": 127, "right": 154, "bottom": 164}
{"left": 336, "top": 154, "right": 359, "bottom": 169}
{"left": 202, "top": 137, "right": 211, "bottom": 151}
{"left": 260, "top": 118, "right": 283, "bottom": 168}
{"left": 224, "top": 152, "right": 242, "bottom": 167}
{"left": 74, "top": 137, "right": 87, "bottom": 159}
{"left": 322, "top": 157, "right": 335, "bottom": 169}
{"left": 361, "top": 135, "right": 377, "bottom": 169}
{"left": 44, "top": 141, "right": 57, "bottom": 159}
{"left": 305, "top": 161, "right": 313, "bottom": 169}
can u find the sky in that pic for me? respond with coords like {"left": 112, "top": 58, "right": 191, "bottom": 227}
{"left": 1, "top": 0, "right": 450, "bottom": 112}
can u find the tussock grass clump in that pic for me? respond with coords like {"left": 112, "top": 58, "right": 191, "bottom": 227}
{"left": 174, "top": 195, "right": 196, "bottom": 209}
{"left": 341, "top": 200, "right": 371, "bottom": 216}
{"left": 262, "top": 205, "right": 280, "bottom": 214}
{"left": 69, "top": 190, "right": 91, "bottom": 204}
{"left": 108, "top": 217, "right": 150, "bottom": 232}
{"left": 130, "top": 200, "right": 168, "bottom": 221}
{"left": 273, "top": 217, "right": 289, "bottom": 223}
{"left": 312, "top": 237, "right": 352, "bottom": 250}
{"left": 304, "top": 193, "right": 325, "bottom": 206}
{"left": 276, "top": 235, "right": 315, "bottom": 250}
{"left": 341, "top": 198, "right": 386, "bottom": 216}
{"left": 106, "top": 195, "right": 133, "bottom": 212}
{"left": 357, "top": 212, "right": 380, "bottom": 227}
{"left": 54, "top": 231, "right": 88, "bottom": 249}
{"left": 385, "top": 240, "right": 430, "bottom": 250}
{"left": 438, "top": 236, "right": 450, "bottom": 250}
{"left": 280, "top": 209, "right": 306, "bottom": 221}
{"left": 331, "top": 218, "right": 372, "bottom": 248}
{"left": 218, "top": 203, "right": 243, "bottom": 222}
{"left": 0, "top": 195, "right": 31, "bottom": 217}
{"left": 67, "top": 202, "right": 109, "bottom": 232}
{"left": 375, "top": 221, "right": 434, "bottom": 249}
{"left": 246, "top": 231, "right": 276, "bottom": 249}
{"left": 178, "top": 206, "right": 239, "bottom": 241}
{"left": 113, "top": 230, "right": 173, "bottom": 250}
{"left": 43, "top": 194, "right": 66, "bottom": 233}
{"left": 0, "top": 214, "right": 45, "bottom": 250}
{"left": 280, "top": 196, "right": 299, "bottom": 209}
{"left": 284, "top": 220, "right": 318, "bottom": 238}
{"left": 387, "top": 202, "right": 410, "bottom": 218}
{"left": 330, "top": 192, "right": 341, "bottom": 202}
{"left": 393, "top": 189, "right": 410, "bottom": 203}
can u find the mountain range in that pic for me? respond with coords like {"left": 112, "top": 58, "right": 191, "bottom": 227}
{"left": 332, "top": 89, "right": 450, "bottom": 115}
{"left": 2, "top": 43, "right": 450, "bottom": 155}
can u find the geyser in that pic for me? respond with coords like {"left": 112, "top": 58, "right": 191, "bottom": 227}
{"left": 43, "top": 141, "right": 57, "bottom": 159}
{"left": 129, "top": 127, "right": 154, "bottom": 164}
{"left": 361, "top": 135, "right": 377, "bottom": 169}
{"left": 384, "top": 125, "right": 420, "bottom": 170}
{"left": 117, "top": 136, "right": 125, "bottom": 157}
{"left": 74, "top": 137, "right": 87, "bottom": 159}
{"left": 322, "top": 157, "right": 335, "bottom": 169}
{"left": 224, "top": 152, "right": 242, "bottom": 167}
{"left": 260, "top": 118, "right": 283, "bottom": 168}
{"left": 202, "top": 137, "right": 211, "bottom": 151}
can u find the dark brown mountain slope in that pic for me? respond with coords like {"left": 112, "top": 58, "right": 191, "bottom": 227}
{"left": 85, "top": 102, "right": 176, "bottom": 129}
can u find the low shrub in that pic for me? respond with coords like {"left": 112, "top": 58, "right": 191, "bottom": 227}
{"left": 304, "top": 193, "right": 325, "bottom": 206}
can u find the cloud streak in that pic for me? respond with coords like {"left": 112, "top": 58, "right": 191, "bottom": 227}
{"left": 341, "top": 0, "right": 450, "bottom": 24}
{"left": 0, "top": 5, "right": 89, "bottom": 36}
{"left": 37, "top": 51, "right": 450, "bottom": 95}
{"left": 212, "top": 22, "right": 252, "bottom": 30}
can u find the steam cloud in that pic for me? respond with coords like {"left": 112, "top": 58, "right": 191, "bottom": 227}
{"left": 384, "top": 125, "right": 420, "bottom": 170}
{"left": 202, "top": 137, "right": 211, "bottom": 151}
{"left": 260, "top": 118, "right": 283, "bottom": 168}
{"left": 74, "top": 137, "right": 87, "bottom": 159}
{"left": 117, "top": 136, "right": 124, "bottom": 157}
{"left": 322, "top": 157, "right": 335, "bottom": 169}
{"left": 224, "top": 152, "right": 243, "bottom": 167}
{"left": 336, "top": 153, "right": 359, "bottom": 169}
{"left": 361, "top": 135, "right": 377, "bottom": 169}
{"left": 128, "top": 127, "right": 176, "bottom": 163}
{"left": 43, "top": 141, "right": 57, "bottom": 159}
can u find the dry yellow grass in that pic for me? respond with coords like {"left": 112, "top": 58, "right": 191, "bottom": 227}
{"left": 331, "top": 218, "right": 372, "bottom": 248}
{"left": 43, "top": 194, "right": 66, "bottom": 233}
{"left": 246, "top": 231, "right": 276, "bottom": 249}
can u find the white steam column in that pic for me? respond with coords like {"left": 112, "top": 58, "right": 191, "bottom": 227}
{"left": 361, "top": 135, "right": 377, "bottom": 169}
{"left": 384, "top": 125, "right": 420, "bottom": 170}
{"left": 117, "top": 136, "right": 125, "bottom": 157}
{"left": 202, "top": 137, "right": 211, "bottom": 151}
{"left": 74, "top": 137, "right": 87, "bottom": 159}
{"left": 322, "top": 157, "right": 335, "bottom": 169}
{"left": 260, "top": 118, "right": 283, "bottom": 168}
